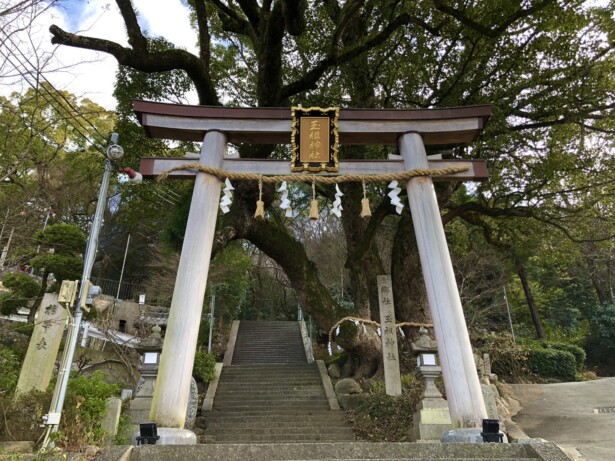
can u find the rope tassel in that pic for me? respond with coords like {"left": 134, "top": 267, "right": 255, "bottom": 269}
{"left": 254, "top": 177, "right": 265, "bottom": 221}
{"left": 360, "top": 178, "right": 371, "bottom": 218}
{"left": 309, "top": 181, "right": 319, "bottom": 221}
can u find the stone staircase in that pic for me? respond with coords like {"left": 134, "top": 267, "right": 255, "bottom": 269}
{"left": 231, "top": 320, "right": 308, "bottom": 364}
{"left": 96, "top": 319, "right": 574, "bottom": 460}
{"left": 201, "top": 320, "right": 355, "bottom": 443}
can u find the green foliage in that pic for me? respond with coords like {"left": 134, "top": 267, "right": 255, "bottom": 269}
{"left": 193, "top": 350, "right": 216, "bottom": 383}
{"left": 206, "top": 242, "right": 254, "bottom": 321}
{"left": 585, "top": 303, "right": 615, "bottom": 367}
{"left": 524, "top": 344, "right": 577, "bottom": 381}
{"left": 0, "top": 390, "right": 52, "bottom": 443}
{"left": 0, "top": 292, "right": 24, "bottom": 316}
{"left": 548, "top": 342, "right": 586, "bottom": 373}
{"left": 55, "top": 372, "right": 120, "bottom": 450}
{"left": 29, "top": 223, "right": 86, "bottom": 287}
{"left": 472, "top": 332, "right": 528, "bottom": 381}
{"left": 346, "top": 375, "right": 423, "bottom": 441}
{"left": 0, "top": 349, "right": 20, "bottom": 397}
{"left": 2, "top": 273, "right": 41, "bottom": 298}
{"left": 0, "top": 273, "right": 41, "bottom": 315}
{"left": 33, "top": 223, "right": 86, "bottom": 256}
{"left": 517, "top": 339, "right": 585, "bottom": 376}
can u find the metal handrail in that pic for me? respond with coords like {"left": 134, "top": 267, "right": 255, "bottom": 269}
{"left": 298, "top": 305, "right": 314, "bottom": 363}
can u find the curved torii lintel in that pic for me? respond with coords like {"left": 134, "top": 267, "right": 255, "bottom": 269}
{"left": 133, "top": 100, "right": 491, "bottom": 146}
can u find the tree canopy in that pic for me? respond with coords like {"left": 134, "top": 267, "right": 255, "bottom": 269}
{"left": 39, "top": 0, "right": 615, "bottom": 375}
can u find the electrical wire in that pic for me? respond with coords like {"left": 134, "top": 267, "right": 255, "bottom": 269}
{"left": 0, "top": 34, "right": 108, "bottom": 155}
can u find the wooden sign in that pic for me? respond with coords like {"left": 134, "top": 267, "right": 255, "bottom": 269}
{"left": 291, "top": 107, "right": 339, "bottom": 172}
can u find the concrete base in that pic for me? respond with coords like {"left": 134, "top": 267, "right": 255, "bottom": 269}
{"left": 412, "top": 409, "right": 452, "bottom": 442}
{"left": 132, "top": 428, "right": 197, "bottom": 445}
{"left": 411, "top": 397, "right": 452, "bottom": 442}
{"left": 441, "top": 428, "right": 509, "bottom": 444}
{"left": 103, "top": 441, "right": 573, "bottom": 461}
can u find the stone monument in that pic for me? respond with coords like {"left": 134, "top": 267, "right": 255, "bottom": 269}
{"left": 377, "top": 275, "right": 402, "bottom": 397}
{"left": 15, "top": 293, "right": 68, "bottom": 394}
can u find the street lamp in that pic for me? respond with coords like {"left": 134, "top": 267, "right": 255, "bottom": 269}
{"left": 40, "top": 134, "right": 124, "bottom": 450}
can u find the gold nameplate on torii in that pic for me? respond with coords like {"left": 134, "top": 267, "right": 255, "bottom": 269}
{"left": 291, "top": 107, "right": 339, "bottom": 172}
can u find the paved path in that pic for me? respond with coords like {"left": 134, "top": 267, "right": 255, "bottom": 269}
{"left": 511, "top": 378, "right": 615, "bottom": 461}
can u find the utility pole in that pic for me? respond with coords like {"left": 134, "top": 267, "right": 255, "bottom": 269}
{"left": 40, "top": 134, "right": 124, "bottom": 450}
{"left": 0, "top": 208, "right": 9, "bottom": 244}
{"left": 0, "top": 227, "right": 14, "bottom": 268}
{"left": 503, "top": 286, "right": 516, "bottom": 343}
{"left": 115, "top": 233, "right": 131, "bottom": 301}
{"left": 207, "top": 291, "right": 215, "bottom": 353}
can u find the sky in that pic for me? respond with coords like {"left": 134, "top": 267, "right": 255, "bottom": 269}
{"left": 5, "top": 0, "right": 199, "bottom": 109}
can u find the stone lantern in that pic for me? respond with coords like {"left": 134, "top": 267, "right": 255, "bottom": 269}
{"left": 410, "top": 327, "right": 452, "bottom": 442}
{"left": 129, "top": 325, "right": 164, "bottom": 425}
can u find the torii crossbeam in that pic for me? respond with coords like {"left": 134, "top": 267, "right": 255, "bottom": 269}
{"left": 135, "top": 100, "right": 491, "bottom": 437}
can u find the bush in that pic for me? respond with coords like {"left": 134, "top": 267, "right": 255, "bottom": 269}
{"left": 346, "top": 374, "right": 423, "bottom": 442}
{"left": 193, "top": 350, "right": 216, "bottom": 383}
{"left": 0, "top": 272, "right": 41, "bottom": 315}
{"left": 547, "top": 342, "right": 586, "bottom": 372}
{"left": 0, "top": 390, "right": 52, "bottom": 442}
{"left": 55, "top": 371, "right": 121, "bottom": 450}
{"left": 472, "top": 332, "right": 528, "bottom": 381}
{"left": 585, "top": 303, "right": 615, "bottom": 368}
{"left": 525, "top": 345, "right": 577, "bottom": 381}
{"left": 0, "top": 349, "right": 20, "bottom": 397}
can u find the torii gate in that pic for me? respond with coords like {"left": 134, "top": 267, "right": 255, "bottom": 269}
{"left": 134, "top": 100, "right": 491, "bottom": 437}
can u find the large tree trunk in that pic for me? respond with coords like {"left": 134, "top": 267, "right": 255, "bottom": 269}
{"left": 581, "top": 242, "right": 614, "bottom": 305}
{"left": 391, "top": 213, "right": 431, "bottom": 327}
{"left": 513, "top": 255, "right": 545, "bottom": 339}
{"left": 341, "top": 181, "right": 385, "bottom": 320}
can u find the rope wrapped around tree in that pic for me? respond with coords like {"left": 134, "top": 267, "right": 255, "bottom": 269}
{"left": 328, "top": 316, "right": 433, "bottom": 346}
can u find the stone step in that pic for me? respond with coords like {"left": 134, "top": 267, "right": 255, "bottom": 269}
{"left": 206, "top": 426, "right": 355, "bottom": 436}
{"left": 124, "top": 441, "right": 551, "bottom": 460}
{"left": 205, "top": 413, "right": 348, "bottom": 424}
{"left": 214, "top": 392, "right": 326, "bottom": 400}
{"left": 219, "top": 377, "right": 320, "bottom": 382}
{"left": 231, "top": 355, "right": 306, "bottom": 360}
{"left": 219, "top": 371, "right": 320, "bottom": 378}
{"left": 216, "top": 381, "right": 323, "bottom": 387}
{"left": 220, "top": 370, "right": 319, "bottom": 375}
{"left": 215, "top": 392, "right": 326, "bottom": 400}
{"left": 205, "top": 433, "right": 356, "bottom": 443}
{"left": 213, "top": 397, "right": 330, "bottom": 406}
{"left": 207, "top": 419, "right": 348, "bottom": 428}
{"left": 232, "top": 321, "right": 306, "bottom": 366}
{"left": 224, "top": 364, "right": 316, "bottom": 369}
{"left": 212, "top": 404, "right": 331, "bottom": 412}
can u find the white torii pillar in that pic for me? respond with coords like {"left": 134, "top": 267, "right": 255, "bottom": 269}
{"left": 399, "top": 132, "right": 487, "bottom": 428}
{"left": 149, "top": 130, "right": 226, "bottom": 431}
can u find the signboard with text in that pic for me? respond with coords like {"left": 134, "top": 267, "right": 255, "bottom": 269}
{"left": 291, "top": 107, "right": 339, "bottom": 172}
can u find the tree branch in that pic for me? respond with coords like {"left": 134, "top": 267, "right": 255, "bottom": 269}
{"left": 281, "top": 11, "right": 422, "bottom": 99}
{"left": 237, "top": 0, "right": 261, "bottom": 30}
{"left": 116, "top": 0, "right": 148, "bottom": 51}
{"left": 433, "top": 0, "right": 556, "bottom": 38}
{"left": 192, "top": 0, "right": 211, "bottom": 70}
{"left": 48, "top": 25, "right": 220, "bottom": 105}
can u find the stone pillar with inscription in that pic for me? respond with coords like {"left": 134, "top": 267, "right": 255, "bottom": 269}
{"left": 16, "top": 293, "right": 68, "bottom": 395}
{"left": 377, "top": 275, "right": 402, "bottom": 397}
